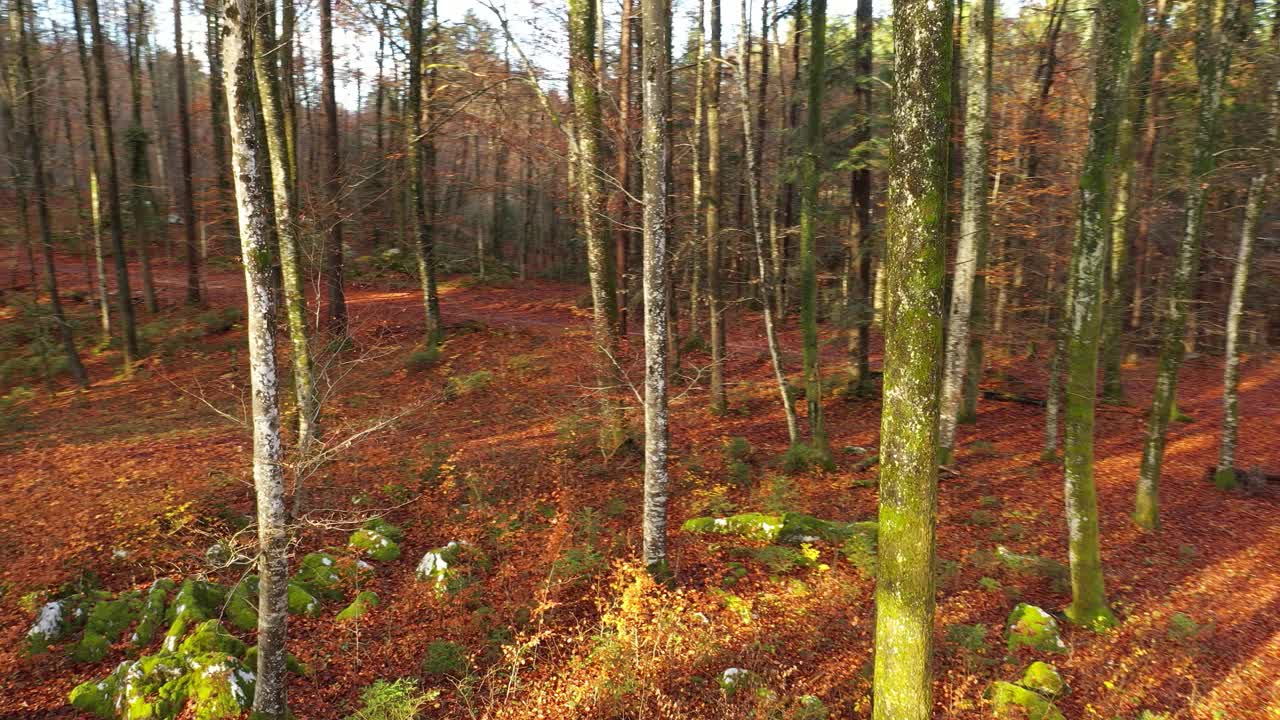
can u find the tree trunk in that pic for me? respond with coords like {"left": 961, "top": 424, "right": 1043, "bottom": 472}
{"left": 319, "top": 0, "right": 347, "bottom": 332}
{"left": 86, "top": 0, "right": 140, "bottom": 368}
{"left": 65, "top": 10, "right": 112, "bottom": 344}
{"left": 1061, "top": 0, "right": 1138, "bottom": 628}
{"left": 798, "top": 0, "right": 828, "bottom": 453}
{"left": 569, "top": 0, "right": 625, "bottom": 453}
{"left": 871, "top": 0, "right": 949, "bottom": 713}
{"left": 737, "top": 0, "right": 799, "bottom": 445}
{"left": 938, "top": 0, "right": 994, "bottom": 465}
{"left": 688, "top": 0, "right": 706, "bottom": 339}
{"left": 254, "top": 0, "right": 319, "bottom": 486}
{"left": 1134, "top": 0, "right": 1243, "bottom": 530}
{"left": 844, "top": 0, "right": 874, "bottom": 393}
{"left": 1216, "top": 12, "right": 1276, "bottom": 488}
{"left": 13, "top": 0, "right": 88, "bottom": 387}
{"left": 205, "top": 0, "right": 232, "bottom": 251}
{"left": 640, "top": 0, "right": 671, "bottom": 575}
{"left": 705, "top": 0, "right": 727, "bottom": 414}
{"left": 173, "top": 0, "right": 201, "bottom": 304}
{"left": 407, "top": 0, "right": 443, "bottom": 344}
{"left": 125, "top": 1, "right": 159, "bottom": 314}
{"left": 220, "top": 1, "right": 289, "bottom": 715}
{"left": 613, "top": 0, "right": 636, "bottom": 335}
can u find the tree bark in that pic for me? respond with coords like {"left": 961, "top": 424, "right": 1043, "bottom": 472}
{"left": 13, "top": 0, "right": 88, "bottom": 387}
{"left": 87, "top": 0, "right": 141, "bottom": 368}
{"left": 172, "top": 0, "right": 202, "bottom": 303}
{"left": 1062, "top": 0, "right": 1138, "bottom": 628}
{"left": 1134, "top": 0, "right": 1243, "bottom": 529}
{"left": 939, "top": 0, "right": 994, "bottom": 464}
{"left": 125, "top": 1, "right": 159, "bottom": 314}
{"left": 844, "top": 0, "right": 874, "bottom": 392}
{"left": 640, "top": 0, "right": 671, "bottom": 575}
{"left": 220, "top": 1, "right": 289, "bottom": 715}
{"left": 319, "top": 0, "right": 347, "bottom": 332}
{"left": 705, "top": 0, "right": 727, "bottom": 414}
{"left": 69, "top": 0, "right": 112, "bottom": 344}
{"left": 798, "top": 0, "right": 828, "bottom": 453}
{"left": 872, "top": 0, "right": 949, "bottom": 712}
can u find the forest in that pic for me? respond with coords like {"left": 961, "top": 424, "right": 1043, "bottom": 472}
{"left": 1, "top": 0, "right": 1278, "bottom": 716}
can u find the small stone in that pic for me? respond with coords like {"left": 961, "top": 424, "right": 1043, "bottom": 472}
{"left": 349, "top": 528, "right": 401, "bottom": 562}
{"left": 1019, "top": 661, "right": 1066, "bottom": 696}
{"left": 1007, "top": 603, "right": 1066, "bottom": 653}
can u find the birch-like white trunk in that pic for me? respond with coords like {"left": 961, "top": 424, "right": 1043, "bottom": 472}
{"left": 640, "top": 0, "right": 671, "bottom": 574}
{"left": 938, "top": 0, "right": 993, "bottom": 465}
{"left": 221, "top": 1, "right": 289, "bottom": 715}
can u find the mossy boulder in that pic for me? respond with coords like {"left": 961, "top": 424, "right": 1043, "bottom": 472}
{"left": 179, "top": 621, "right": 247, "bottom": 658}
{"left": 684, "top": 512, "right": 873, "bottom": 546}
{"left": 164, "top": 580, "right": 227, "bottom": 652}
{"left": 133, "top": 579, "right": 177, "bottom": 647}
{"left": 25, "top": 593, "right": 98, "bottom": 655}
{"left": 1007, "top": 603, "right": 1066, "bottom": 653}
{"left": 69, "top": 661, "right": 128, "bottom": 718}
{"left": 1019, "top": 661, "right": 1066, "bottom": 697}
{"left": 995, "top": 546, "right": 1069, "bottom": 589}
{"left": 986, "top": 681, "right": 1065, "bottom": 720}
{"left": 349, "top": 528, "right": 401, "bottom": 562}
{"left": 224, "top": 578, "right": 258, "bottom": 632}
{"left": 287, "top": 580, "right": 321, "bottom": 616}
{"left": 178, "top": 653, "right": 256, "bottom": 720}
{"left": 293, "top": 552, "right": 344, "bottom": 599}
{"left": 362, "top": 518, "right": 405, "bottom": 543}
{"left": 71, "top": 630, "right": 112, "bottom": 663}
{"left": 415, "top": 541, "right": 485, "bottom": 597}
{"left": 68, "top": 591, "right": 144, "bottom": 662}
{"left": 116, "top": 651, "right": 192, "bottom": 719}
{"left": 335, "top": 591, "right": 379, "bottom": 622}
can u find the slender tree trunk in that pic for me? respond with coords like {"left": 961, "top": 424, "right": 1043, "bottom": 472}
{"left": 1216, "top": 12, "right": 1276, "bottom": 488}
{"left": 173, "top": 0, "right": 201, "bottom": 304}
{"left": 1135, "top": 0, "right": 1244, "bottom": 528}
{"left": 798, "top": 0, "right": 828, "bottom": 452}
{"left": 1062, "top": 0, "right": 1138, "bottom": 627}
{"left": 872, "top": 0, "right": 949, "bottom": 712}
{"left": 613, "top": 0, "right": 635, "bottom": 335}
{"left": 53, "top": 31, "right": 94, "bottom": 299}
{"left": 87, "top": 0, "right": 140, "bottom": 368}
{"left": 13, "top": 0, "right": 88, "bottom": 387}
{"left": 407, "top": 0, "right": 442, "bottom": 344}
{"left": 220, "top": 1, "right": 288, "bottom": 715}
{"left": 843, "top": 0, "right": 874, "bottom": 392}
{"left": 1130, "top": 21, "right": 1171, "bottom": 334}
{"left": 70, "top": 0, "right": 111, "bottom": 343}
{"left": 688, "top": 0, "right": 706, "bottom": 339}
{"left": 737, "top": 0, "right": 799, "bottom": 444}
{"left": 570, "top": 0, "right": 625, "bottom": 453}
{"left": 319, "top": 0, "right": 347, "bottom": 331}
{"left": 705, "top": 0, "right": 727, "bottom": 414}
{"left": 206, "top": 0, "right": 232, "bottom": 249}
{"left": 254, "top": 0, "right": 318, "bottom": 489}
{"left": 640, "top": 0, "right": 671, "bottom": 576}
{"left": 125, "top": 1, "right": 159, "bottom": 314}
{"left": 1102, "top": 0, "right": 1171, "bottom": 403}
{"left": 777, "top": 4, "right": 804, "bottom": 318}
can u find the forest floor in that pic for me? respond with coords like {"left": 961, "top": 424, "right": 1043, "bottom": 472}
{"left": 1, "top": 249, "right": 1279, "bottom": 719}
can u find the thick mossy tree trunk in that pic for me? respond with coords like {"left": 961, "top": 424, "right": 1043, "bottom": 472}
{"left": 220, "top": 0, "right": 289, "bottom": 715}
{"left": 173, "top": 0, "right": 201, "bottom": 304}
{"left": 1062, "top": 0, "right": 1138, "bottom": 628}
{"left": 798, "top": 0, "right": 828, "bottom": 454}
{"left": 253, "top": 0, "right": 318, "bottom": 472}
{"left": 14, "top": 0, "right": 88, "bottom": 387}
{"left": 705, "top": 0, "right": 727, "bottom": 414}
{"left": 70, "top": 0, "right": 111, "bottom": 345}
{"left": 569, "top": 0, "right": 625, "bottom": 454}
{"left": 844, "top": 0, "right": 874, "bottom": 393}
{"left": 1215, "top": 7, "right": 1275, "bottom": 488}
{"left": 737, "top": 0, "right": 799, "bottom": 445}
{"left": 938, "top": 0, "right": 993, "bottom": 465}
{"left": 640, "top": 0, "right": 671, "bottom": 575}
{"left": 87, "top": 0, "right": 140, "bottom": 369}
{"left": 1134, "top": 0, "right": 1242, "bottom": 529}
{"left": 872, "top": 0, "right": 949, "bottom": 714}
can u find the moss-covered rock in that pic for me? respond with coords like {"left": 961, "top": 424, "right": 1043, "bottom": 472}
{"left": 717, "top": 667, "right": 765, "bottom": 695}
{"left": 349, "top": 528, "right": 401, "bottom": 562}
{"left": 287, "top": 580, "right": 321, "bottom": 616}
{"left": 117, "top": 652, "right": 191, "bottom": 719}
{"left": 178, "top": 621, "right": 246, "bottom": 658}
{"left": 71, "top": 631, "right": 112, "bottom": 663}
{"left": 1007, "top": 603, "right": 1066, "bottom": 653}
{"left": 133, "top": 579, "right": 177, "bottom": 647}
{"left": 1019, "top": 661, "right": 1066, "bottom": 697}
{"left": 362, "top": 518, "right": 405, "bottom": 543}
{"left": 683, "top": 513, "right": 785, "bottom": 542}
{"left": 164, "top": 580, "right": 227, "bottom": 652}
{"left": 995, "top": 546, "right": 1069, "bottom": 589}
{"left": 335, "top": 591, "right": 379, "bottom": 622}
{"left": 986, "top": 680, "right": 1064, "bottom": 720}
{"left": 69, "top": 661, "right": 128, "bottom": 718}
{"left": 224, "top": 577, "right": 258, "bottom": 632}
{"left": 683, "top": 512, "right": 874, "bottom": 547}
{"left": 25, "top": 594, "right": 93, "bottom": 655}
{"left": 293, "top": 552, "right": 344, "bottom": 599}
{"left": 416, "top": 541, "right": 484, "bottom": 596}
{"left": 179, "top": 653, "right": 256, "bottom": 720}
